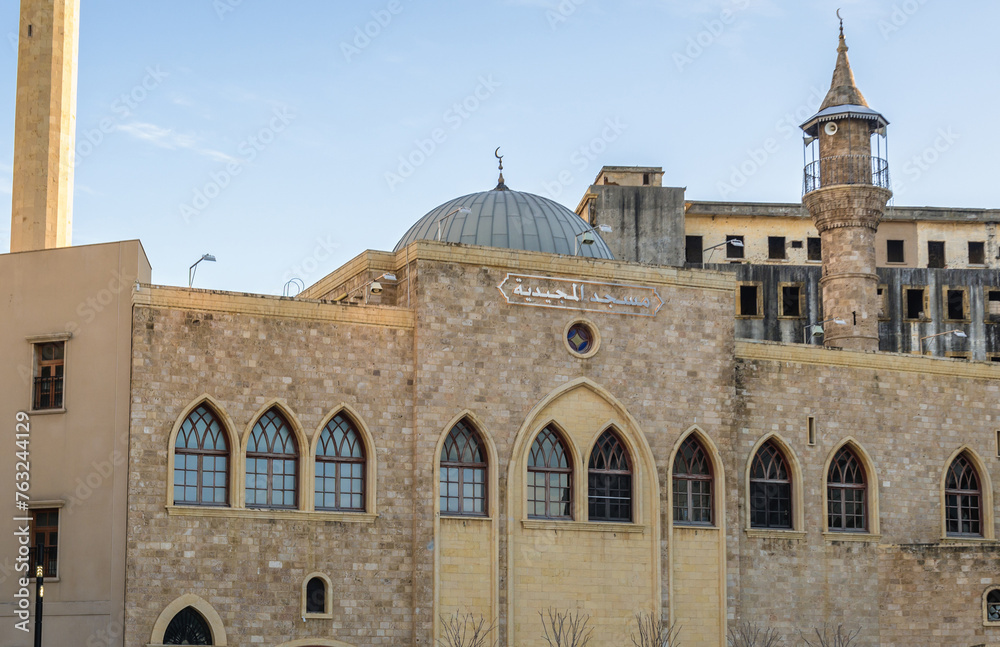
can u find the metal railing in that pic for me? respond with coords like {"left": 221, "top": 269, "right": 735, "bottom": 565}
{"left": 33, "top": 376, "right": 63, "bottom": 410}
{"left": 31, "top": 545, "right": 58, "bottom": 578}
{"left": 803, "top": 155, "right": 891, "bottom": 195}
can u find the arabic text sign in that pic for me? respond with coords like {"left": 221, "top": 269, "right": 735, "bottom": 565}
{"left": 497, "top": 274, "right": 663, "bottom": 317}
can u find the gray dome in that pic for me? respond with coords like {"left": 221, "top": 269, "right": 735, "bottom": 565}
{"left": 394, "top": 189, "right": 615, "bottom": 260}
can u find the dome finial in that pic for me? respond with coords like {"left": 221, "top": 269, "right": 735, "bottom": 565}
{"left": 493, "top": 147, "right": 509, "bottom": 191}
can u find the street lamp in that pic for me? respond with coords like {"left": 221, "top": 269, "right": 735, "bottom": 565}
{"left": 703, "top": 238, "right": 743, "bottom": 264}
{"left": 804, "top": 317, "right": 848, "bottom": 344}
{"left": 436, "top": 207, "right": 472, "bottom": 241}
{"left": 334, "top": 273, "right": 398, "bottom": 304}
{"left": 188, "top": 254, "right": 216, "bottom": 288}
{"left": 920, "top": 329, "right": 967, "bottom": 355}
{"left": 574, "top": 224, "right": 612, "bottom": 255}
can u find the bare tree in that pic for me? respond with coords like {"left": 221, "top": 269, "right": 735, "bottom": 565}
{"left": 727, "top": 621, "right": 784, "bottom": 647}
{"left": 799, "top": 624, "right": 861, "bottom": 647}
{"left": 437, "top": 613, "right": 498, "bottom": 647}
{"left": 630, "top": 612, "right": 681, "bottom": 647}
{"left": 539, "top": 608, "right": 594, "bottom": 647}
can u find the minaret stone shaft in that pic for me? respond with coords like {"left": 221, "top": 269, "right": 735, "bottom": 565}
{"left": 10, "top": 0, "right": 80, "bottom": 253}
{"left": 801, "top": 24, "right": 891, "bottom": 352}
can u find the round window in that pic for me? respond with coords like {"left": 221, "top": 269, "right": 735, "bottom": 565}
{"left": 564, "top": 320, "right": 600, "bottom": 358}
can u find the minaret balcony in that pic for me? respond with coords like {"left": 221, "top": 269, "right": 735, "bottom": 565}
{"left": 803, "top": 154, "right": 890, "bottom": 195}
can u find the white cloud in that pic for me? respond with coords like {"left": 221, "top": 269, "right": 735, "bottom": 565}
{"left": 116, "top": 122, "right": 237, "bottom": 164}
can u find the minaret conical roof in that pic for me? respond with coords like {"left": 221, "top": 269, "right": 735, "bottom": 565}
{"left": 820, "top": 23, "right": 867, "bottom": 110}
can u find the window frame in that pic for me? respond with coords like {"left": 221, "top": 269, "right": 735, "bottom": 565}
{"left": 806, "top": 237, "right": 822, "bottom": 262}
{"left": 984, "top": 287, "right": 1000, "bottom": 323}
{"left": 985, "top": 587, "right": 1000, "bottom": 627}
{"left": 749, "top": 440, "right": 793, "bottom": 530}
{"left": 527, "top": 426, "right": 573, "bottom": 520}
{"left": 302, "top": 572, "right": 333, "bottom": 619}
{"left": 826, "top": 446, "right": 867, "bottom": 533}
{"left": 245, "top": 408, "right": 300, "bottom": 510}
{"left": 162, "top": 606, "right": 213, "bottom": 645}
{"left": 927, "top": 240, "right": 946, "bottom": 268}
{"left": 736, "top": 282, "right": 763, "bottom": 319}
{"left": 877, "top": 284, "right": 889, "bottom": 321}
{"left": 173, "top": 404, "right": 231, "bottom": 507}
{"left": 942, "top": 285, "right": 970, "bottom": 323}
{"left": 314, "top": 413, "right": 367, "bottom": 513}
{"left": 672, "top": 434, "right": 713, "bottom": 526}
{"left": 886, "top": 239, "right": 905, "bottom": 264}
{"left": 969, "top": 241, "right": 986, "bottom": 266}
{"left": 767, "top": 236, "right": 787, "bottom": 260}
{"left": 726, "top": 235, "right": 745, "bottom": 260}
{"left": 29, "top": 507, "right": 59, "bottom": 579}
{"left": 778, "top": 282, "right": 805, "bottom": 319}
{"left": 587, "top": 429, "right": 633, "bottom": 523}
{"left": 439, "top": 419, "right": 488, "bottom": 517}
{"left": 944, "top": 452, "right": 984, "bottom": 538}
{"left": 685, "top": 235, "right": 704, "bottom": 264}
{"left": 26, "top": 333, "right": 71, "bottom": 414}
{"left": 902, "top": 285, "right": 930, "bottom": 322}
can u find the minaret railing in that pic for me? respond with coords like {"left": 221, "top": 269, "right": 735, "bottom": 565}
{"left": 803, "top": 154, "right": 890, "bottom": 195}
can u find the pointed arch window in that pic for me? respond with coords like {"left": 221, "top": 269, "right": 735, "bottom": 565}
{"left": 986, "top": 588, "right": 1000, "bottom": 624}
{"left": 828, "top": 446, "right": 867, "bottom": 532}
{"left": 174, "top": 405, "right": 229, "bottom": 506}
{"left": 588, "top": 430, "right": 632, "bottom": 522}
{"left": 315, "top": 413, "right": 365, "bottom": 511}
{"left": 163, "top": 606, "right": 212, "bottom": 645}
{"left": 750, "top": 440, "right": 792, "bottom": 529}
{"left": 946, "top": 452, "right": 982, "bottom": 537}
{"left": 673, "top": 435, "right": 712, "bottom": 525}
{"left": 440, "top": 420, "right": 487, "bottom": 516}
{"left": 528, "top": 426, "right": 572, "bottom": 519}
{"left": 245, "top": 409, "right": 298, "bottom": 509}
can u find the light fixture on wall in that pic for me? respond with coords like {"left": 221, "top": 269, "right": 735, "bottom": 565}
{"left": 188, "top": 254, "right": 216, "bottom": 288}
{"left": 804, "top": 318, "right": 848, "bottom": 344}
{"left": 920, "top": 329, "right": 968, "bottom": 355}
{"left": 574, "top": 224, "right": 612, "bottom": 255}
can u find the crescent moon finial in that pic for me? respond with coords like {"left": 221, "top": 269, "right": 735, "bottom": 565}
{"left": 836, "top": 8, "right": 841, "bottom": 20}
{"left": 495, "top": 147, "right": 503, "bottom": 171}
{"left": 836, "top": 8, "right": 843, "bottom": 37}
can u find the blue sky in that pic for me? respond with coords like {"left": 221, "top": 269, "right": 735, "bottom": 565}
{"left": 0, "top": 0, "right": 997, "bottom": 294}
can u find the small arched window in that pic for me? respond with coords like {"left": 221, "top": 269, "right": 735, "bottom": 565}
{"left": 315, "top": 414, "right": 365, "bottom": 511}
{"left": 306, "top": 577, "right": 326, "bottom": 614}
{"left": 174, "top": 405, "right": 229, "bottom": 506}
{"left": 945, "top": 452, "right": 982, "bottom": 537}
{"left": 440, "top": 420, "right": 487, "bottom": 516}
{"left": 528, "top": 426, "right": 572, "bottom": 519}
{"left": 588, "top": 430, "right": 632, "bottom": 522}
{"left": 246, "top": 408, "right": 298, "bottom": 509}
{"left": 673, "top": 435, "right": 712, "bottom": 525}
{"left": 828, "top": 446, "right": 867, "bottom": 532}
{"left": 750, "top": 440, "right": 792, "bottom": 529}
{"left": 986, "top": 588, "right": 1000, "bottom": 624}
{"left": 163, "top": 606, "right": 212, "bottom": 645}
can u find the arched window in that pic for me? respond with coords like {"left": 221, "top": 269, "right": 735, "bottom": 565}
{"left": 673, "top": 435, "right": 712, "bottom": 525}
{"left": 174, "top": 405, "right": 229, "bottom": 506}
{"left": 946, "top": 452, "right": 982, "bottom": 536}
{"left": 440, "top": 420, "right": 487, "bottom": 516}
{"left": 986, "top": 588, "right": 1000, "bottom": 624}
{"left": 528, "top": 426, "right": 572, "bottom": 519}
{"left": 315, "top": 413, "right": 365, "bottom": 511}
{"left": 750, "top": 440, "right": 792, "bottom": 529}
{"left": 163, "top": 606, "right": 212, "bottom": 645}
{"left": 828, "top": 446, "right": 867, "bottom": 532}
{"left": 588, "top": 430, "right": 632, "bottom": 522}
{"left": 246, "top": 408, "right": 298, "bottom": 509}
{"left": 306, "top": 577, "right": 326, "bottom": 614}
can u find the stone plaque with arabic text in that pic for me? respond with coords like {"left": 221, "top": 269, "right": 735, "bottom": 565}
{"left": 497, "top": 273, "right": 663, "bottom": 317}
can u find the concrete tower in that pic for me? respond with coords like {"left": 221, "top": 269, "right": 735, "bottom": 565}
{"left": 10, "top": 0, "right": 80, "bottom": 253}
{"left": 801, "top": 21, "right": 892, "bottom": 351}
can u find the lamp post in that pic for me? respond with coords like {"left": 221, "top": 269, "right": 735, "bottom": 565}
{"left": 435, "top": 207, "right": 472, "bottom": 241}
{"left": 703, "top": 238, "right": 743, "bottom": 264}
{"left": 188, "top": 254, "right": 216, "bottom": 288}
{"left": 34, "top": 560, "right": 43, "bottom": 647}
{"left": 804, "top": 317, "right": 848, "bottom": 344}
{"left": 920, "top": 329, "right": 967, "bottom": 355}
{"left": 574, "top": 224, "right": 612, "bottom": 255}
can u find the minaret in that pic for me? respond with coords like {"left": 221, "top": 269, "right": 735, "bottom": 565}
{"left": 801, "top": 19, "right": 891, "bottom": 351}
{"left": 9, "top": 0, "right": 81, "bottom": 253}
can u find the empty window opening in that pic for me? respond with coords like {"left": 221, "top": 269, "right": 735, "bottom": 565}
{"left": 905, "top": 288, "right": 926, "bottom": 320}
{"left": 946, "top": 289, "right": 966, "bottom": 321}
{"left": 970, "top": 241, "right": 986, "bottom": 265}
{"left": 306, "top": 577, "right": 326, "bottom": 614}
{"left": 781, "top": 285, "right": 802, "bottom": 318}
{"left": 989, "top": 290, "right": 1000, "bottom": 316}
{"left": 790, "top": 240, "right": 803, "bottom": 249}
{"left": 807, "top": 417, "right": 816, "bottom": 446}
{"left": 991, "top": 356, "right": 1000, "bottom": 364}
{"left": 807, "top": 237, "right": 822, "bottom": 262}
{"left": 928, "top": 241, "right": 946, "bottom": 268}
{"left": 739, "top": 285, "right": 759, "bottom": 317}
{"left": 877, "top": 286, "right": 888, "bottom": 320}
{"left": 887, "top": 240, "right": 905, "bottom": 263}
{"left": 768, "top": 236, "right": 787, "bottom": 260}
{"left": 727, "top": 236, "right": 745, "bottom": 259}
{"left": 685, "top": 236, "right": 703, "bottom": 264}
{"left": 642, "top": 173, "right": 650, "bottom": 185}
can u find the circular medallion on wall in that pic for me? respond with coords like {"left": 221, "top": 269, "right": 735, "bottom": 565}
{"left": 564, "top": 319, "right": 601, "bottom": 358}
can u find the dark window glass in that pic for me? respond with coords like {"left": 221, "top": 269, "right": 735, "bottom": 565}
{"left": 164, "top": 607, "right": 212, "bottom": 645}
{"left": 527, "top": 427, "right": 571, "bottom": 519}
{"left": 174, "top": 405, "right": 229, "bottom": 506}
{"left": 566, "top": 323, "right": 594, "bottom": 355}
{"left": 685, "top": 236, "right": 704, "bottom": 264}
{"left": 781, "top": 285, "right": 802, "bottom": 318}
{"left": 673, "top": 436, "right": 712, "bottom": 525}
{"left": 905, "top": 288, "right": 925, "bottom": 320}
{"left": 727, "top": 236, "right": 744, "bottom": 259}
{"left": 642, "top": 172, "right": 650, "bottom": 185}
{"left": 306, "top": 577, "right": 326, "bottom": 614}
{"left": 750, "top": 441, "right": 792, "bottom": 529}
{"left": 946, "top": 289, "right": 966, "bottom": 321}
{"left": 887, "top": 240, "right": 905, "bottom": 263}
{"left": 768, "top": 236, "right": 786, "bottom": 260}
{"left": 969, "top": 241, "right": 986, "bottom": 265}
{"left": 440, "top": 420, "right": 487, "bottom": 516}
{"left": 827, "top": 447, "right": 867, "bottom": 532}
{"left": 945, "top": 453, "right": 982, "bottom": 536}
{"left": 789, "top": 240, "right": 803, "bottom": 249}
{"left": 928, "top": 241, "right": 946, "bottom": 268}
{"left": 30, "top": 508, "right": 58, "bottom": 578}
{"left": 33, "top": 341, "right": 64, "bottom": 410}
{"left": 739, "top": 285, "right": 759, "bottom": 317}
{"left": 245, "top": 409, "right": 298, "bottom": 509}
{"left": 807, "top": 237, "right": 822, "bottom": 261}
{"left": 588, "top": 430, "right": 632, "bottom": 522}
{"left": 987, "top": 589, "right": 1000, "bottom": 623}
{"left": 315, "top": 414, "right": 365, "bottom": 511}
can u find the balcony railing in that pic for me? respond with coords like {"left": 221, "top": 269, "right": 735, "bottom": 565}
{"left": 30, "top": 545, "right": 58, "bottom": 578}
{"left": 803, "top": 155, "right": 891, "bottom": 195}
{"left": 33, "top": 376, "right": 63, "bottom": 410}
